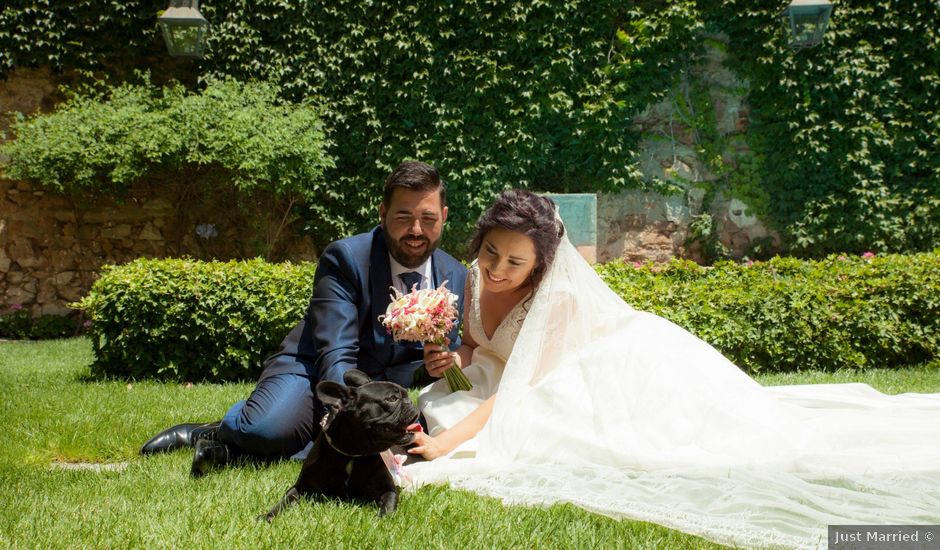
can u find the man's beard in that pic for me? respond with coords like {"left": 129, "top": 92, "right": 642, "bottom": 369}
{"left": 383, "top": 226, "right": 439, "bottom": 269}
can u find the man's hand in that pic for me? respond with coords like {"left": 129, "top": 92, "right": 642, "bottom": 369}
{"left": 423, "top": 338, "right": 459, "bottom": 378}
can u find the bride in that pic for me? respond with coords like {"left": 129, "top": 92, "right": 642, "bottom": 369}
{"left": 405, "top": 190, "right": 940, "bottom": 549}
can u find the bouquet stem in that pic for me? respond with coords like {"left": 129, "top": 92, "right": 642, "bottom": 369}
{"left": 442, "top": 364, "right": 473, "bottom": 392}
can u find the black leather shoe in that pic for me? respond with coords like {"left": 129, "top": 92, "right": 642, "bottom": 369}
{"left": 191, "top": 439, "right": 234, "bottom": 478}
{"left": 139, "top": 421, "right": 221, "bottom": 455}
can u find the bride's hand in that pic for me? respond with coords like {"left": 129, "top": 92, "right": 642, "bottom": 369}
{"left": 423, "top": 338, "right": 459, "bottom": 378}
{"left": 408, "top": 431, "right": 449, "bottom": 461}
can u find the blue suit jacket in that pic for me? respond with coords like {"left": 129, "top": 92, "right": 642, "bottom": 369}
{"left": 259, "top": 226, "right": 468, "bottom": 388}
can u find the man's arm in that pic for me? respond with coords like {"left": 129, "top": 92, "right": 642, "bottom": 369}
{"left": 308, "top": 241, "right": 363, "bottom": 385}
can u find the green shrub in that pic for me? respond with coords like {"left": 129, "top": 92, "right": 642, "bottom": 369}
{"left": 30, "top": 314, "right": 80, "bottom": 339}
{"left": 77, "top": 252, "right": 938, "bottom": 381}
{"left": 75, "top": 258, "right": 317, "bottom": 381}
{"left": 1, "top": 77, "right": 333, "bottom": 200}
{"left": 1, "top": 77, "right": 335, "bottom": 259}
{"left": 0, "top": 307, "right": 32, "bottom": 339}
{"left": 0, "top": 307, "right": 79, "bottom": 340}
{"left": 598, "top": 251, "right": 940, "bottom": 373}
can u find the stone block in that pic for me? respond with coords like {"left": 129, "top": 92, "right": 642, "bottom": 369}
{"left": 53, "top": 271, "right": 77, "bottom": 287}
{"left": 81, "top": 208, "right": 121, "bottom": 224}
{"left": 5, "top": 267, "right": 27, "bottom": 284}
{"left": 0, "top": 67, "right": 57, "bottom": 118}
{"left": 139, "top": 223, "right": 162, "bottom": 241}
{"left": 4, "top": 192, "right": 26, "bottom": 207}
{"left": 37, "top": 283, "right": 58, "bottom": 305}
{"left": 0, "top": 247, "right": 9, "bottom": 272}
{"left": 6, "top": 219, "right": 25, "bottom": 236}
{"left": 100, "top": 223, "right": 132, "bottom": 239}
{"left": 636, "top": 139, "right": 703, "bottom": 185}
{"left": 687, "top": 188, "right": 706, "bottom": 212}
{"left": 5, "top": 285, "right": 36, "bottom": 304}
{"left": 77, "top": 225, "right": 98, "bottom": 240}
{"left": 144, "top": 198, "right": 174, "bottom": 212}
{"left": 40, "top": 302, "right": 73, "bottom": 316}
{"left": 57, "top": 284, "right": 86, "bottom": 304}
{"left": 8, "top": 237, "right": 40, "bottom": 268}
{"left": 722, "top": 231, "right": 751, "bottom": 254}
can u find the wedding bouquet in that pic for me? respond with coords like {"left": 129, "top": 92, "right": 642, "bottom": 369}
{"left": 379, "top": 282, "right": 473, "bottom": 392}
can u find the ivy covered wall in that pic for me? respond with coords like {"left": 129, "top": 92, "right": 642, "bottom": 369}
{"left": 2, "top": 0, "right": 938, "bottom": 260}
{"left": 703, "top": 0, "right": 940, "bottom": 256}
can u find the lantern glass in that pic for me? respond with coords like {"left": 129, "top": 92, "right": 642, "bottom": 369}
{"left": 781, "top": 0, "right": 833, "bottom": 49}
{"left": 158, "top": 1, "right": 209, "bottom": 58}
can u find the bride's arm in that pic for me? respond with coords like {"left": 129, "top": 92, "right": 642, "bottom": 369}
{"left": 424, "top": 276, "right": 477, "bottom": 377}
{"left": 408, "top": 394, "right": 495, "bottom": 460}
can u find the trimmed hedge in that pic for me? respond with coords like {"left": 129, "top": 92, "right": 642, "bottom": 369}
{"left": 77, "top": 252, "right": 939, "bottom": 381}
{"left": 598, "top": 252, "right": 940, "bottom": 373}
{"left": 75, "top": 258, "right": 317, "bottom": 381}
{"left": 0, "top": 308, "right": 80, "bottom": 340}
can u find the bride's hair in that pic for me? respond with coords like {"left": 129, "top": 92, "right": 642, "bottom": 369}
{"left": 470, "top": 189, "right": 566, "bottom": 288}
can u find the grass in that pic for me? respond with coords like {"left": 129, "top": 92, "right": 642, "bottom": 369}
{"left": 1, "top": 337, "right": 937, "bottom": 549}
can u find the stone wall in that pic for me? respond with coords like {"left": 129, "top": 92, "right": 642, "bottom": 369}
{"left": 596, "top": 36, "right": 779, "bottom": 264}
{"left": 1, "top": 68, "right": 320, "bottom": 317}
{"left": 0, "top": 178, "right": 317, "bottom": 316}
{"left": 0, "top": 67, "right": 59, "bottom": 141}
{"left": 1, "top": 35, "right": 778, "bottom": 316}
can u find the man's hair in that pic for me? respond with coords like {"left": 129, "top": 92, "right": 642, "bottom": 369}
{"left": 382, "top": 161, "right": 446, "bottom": 207}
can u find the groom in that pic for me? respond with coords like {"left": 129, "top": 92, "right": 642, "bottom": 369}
{"left": 140, "top": 161, "right": 468, "bottom": 476}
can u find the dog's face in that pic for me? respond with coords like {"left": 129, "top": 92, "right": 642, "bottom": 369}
{"left": 316, "top": 370, "right": 420, "bottom": 456}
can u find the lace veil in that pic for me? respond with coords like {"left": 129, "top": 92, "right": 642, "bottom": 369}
{"left": 408, "top": 227, "right": 940, "bottom": 549}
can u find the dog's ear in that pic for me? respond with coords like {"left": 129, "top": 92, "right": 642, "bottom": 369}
{"left": 343, "top": 369, "right": 371, "bottom": 388}
{"left": 316, "top": 380, "right": 352, "bottom": 409}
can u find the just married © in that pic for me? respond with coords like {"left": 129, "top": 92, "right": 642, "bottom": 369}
{"left": 140, "top": 161, "right": 940, "bottom": 550}
{"left": 833, "top": 529, "right": 928, "bottom": 545}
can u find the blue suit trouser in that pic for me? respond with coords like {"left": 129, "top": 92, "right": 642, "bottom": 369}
{"left": 217, "top": 372, "right": 318, "bottom": 459}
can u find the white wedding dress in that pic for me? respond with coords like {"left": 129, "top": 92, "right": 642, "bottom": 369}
{"left": 408, "top": 235, "right": 940, "bottom": 549}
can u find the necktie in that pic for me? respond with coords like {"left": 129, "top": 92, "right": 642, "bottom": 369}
{"left": 399, "top": 271, "right": 423, "bottom": 292}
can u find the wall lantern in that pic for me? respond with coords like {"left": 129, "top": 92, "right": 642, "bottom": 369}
{"left": 158, "top": 0, "right": 209, "bottom": 58}
{"left": 780, "top": 0, "right": 833, "bottom": 50}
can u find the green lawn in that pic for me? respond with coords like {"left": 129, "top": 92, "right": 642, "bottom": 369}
{"left": 1, "top": 338, "right": 937, "bottom": 549}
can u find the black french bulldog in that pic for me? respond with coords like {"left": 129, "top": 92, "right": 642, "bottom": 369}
{"left": 262, "top": 369, "right": 420, "bottom": 521}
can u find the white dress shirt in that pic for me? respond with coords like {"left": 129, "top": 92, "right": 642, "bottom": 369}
{"left": 388, "top": 254, "right": 433, "bottom": 294}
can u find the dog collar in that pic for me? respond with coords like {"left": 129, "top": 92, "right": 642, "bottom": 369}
{"left": 321, "top": 429, "right": 368, "bottom": 457}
